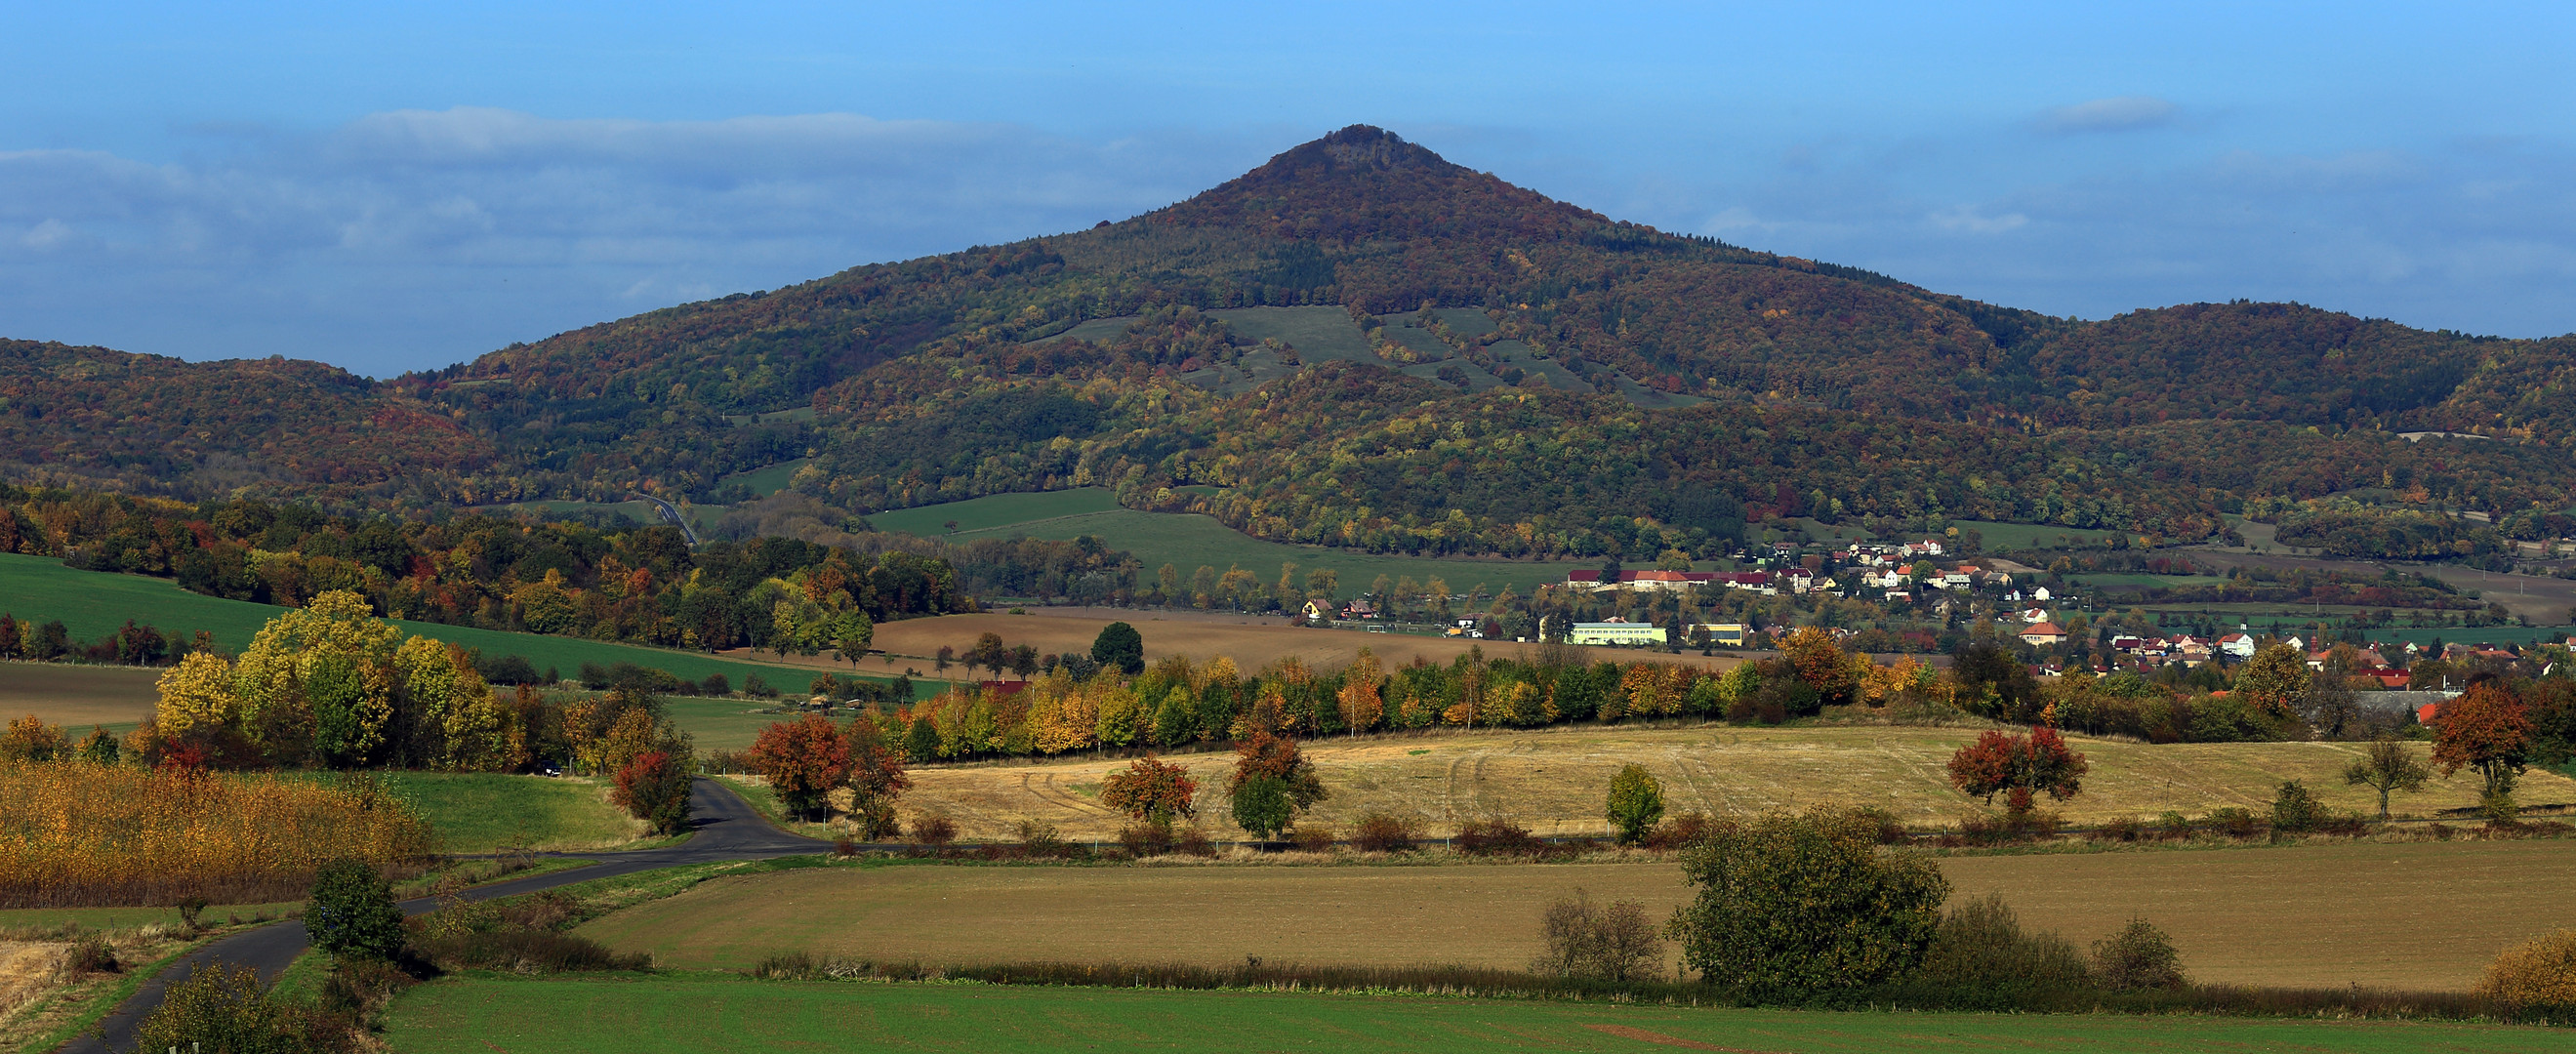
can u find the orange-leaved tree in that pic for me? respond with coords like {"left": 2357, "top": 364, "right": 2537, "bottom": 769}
{"left": 844, "top": 711, "right": 911, "bottom": 839}
{"left": 1336, "top": 649, "right": 1384, "bottom": 734}
{"left": 611, "top": 750, "right": 693, "bottom": 835}
{"left": 1946, "top": 727, "right": 2088, "bottom": 815}
{"left": 748, "top": 713, "right": 852, "bottom": 822}
{"left": 2432, "top": 681, "right": 2532, "bottom": 817}
{"left": 1101, "top": 755, "right": 1199, "bottom": 826}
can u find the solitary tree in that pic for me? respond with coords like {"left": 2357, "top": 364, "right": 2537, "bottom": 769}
{"left": 844, "top": 711, "right": 912, "bottom": 839}
{"left": 1231, "top": 731, "right": 1326, "bottom": 838}
{"left": 2233, "top": 643, "right": 2311, "bottom": 723}
{"left": 1669, "top": 806, "right": 1949, "bottom": 996}
{"left": 966, "top": 632, "right": 1008, "bottom": 680}
{"left": 1605, "top": 763, "right": 1665, "bottom": 845}
{"left": 1091, "top": 622, "right": 1145, "bottom": 674}
{"left": 748, "top": 713, "right": 852, "bottom": 822}
{"left": 2433, "top": 682, "right": 2532, "bottom": 818}
{"left": 2343, "top": 738, "right": 2431, "bottom": 821}
{"left": 306, "top": 859, "right": 405, "bottom": 963}
{"left": 1102, "top": 755, "right": 1199, "bottom": 826}
{"left": 1946, "top": 727, "right": 2088, "bottom": 816}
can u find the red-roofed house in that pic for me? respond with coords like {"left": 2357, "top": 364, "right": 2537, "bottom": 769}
{"left": 2020, "top": 622, "right": 2067, "bottom": 645}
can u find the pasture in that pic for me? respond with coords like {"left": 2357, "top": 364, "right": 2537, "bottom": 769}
{"left": 0, "top": 553, "right": 832, "bottom": 712}
{"left": 378, "top": 773, "right": 643, "bottom": 853}
{"left": 886, "top": 725, "right": 2544, "bottom": 842}
{"left": 576, "top": 840, "right": 2576, "bottom": 992}
{"left": 843, "top": 611, "right": 1735, "bottom": 680}
{"left": 861, "top": 487, "right": 1583, "bottom": 598}
{"left": 384, "top": 974, "right": 2576, "bottom": 1053}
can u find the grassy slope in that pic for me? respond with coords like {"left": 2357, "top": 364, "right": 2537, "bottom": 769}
{"left": 383, "top": 974, "right": 2576, "bottom": 1054}
{"left": 866, "top": 487, "right": 1578, "bottom": 597}
{"left": 0, "top": 552, "right": 832, "bottom": 687}
{"left": 377, "top": 772, "right": 643, "bottom": 853}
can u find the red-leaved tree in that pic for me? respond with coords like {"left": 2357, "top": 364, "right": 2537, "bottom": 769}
{"left": 844, "top": 712, "right": 911, "bottom": 840}
{"left": 1231, "top": 731, "right": 1326, "bottom": 809}
{"left": 1102, "top": 755, "right": 1199, "bottom": 826}
{"left": 611, "top": 750, "right": 694, "bottom": 834}
{"left": 2432, "top": 682, "right": 2532, "bottom": 814}
{"left": 748, "top": 713, "right": 853, "bottom": 822}
{"left": 1946, "top": 727, "right": 2088, "bottom": 814}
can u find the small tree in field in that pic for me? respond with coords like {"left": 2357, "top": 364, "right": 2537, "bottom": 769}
{"left": 612, "top": 750, "right": 694, "bottom": 834}
{"left": 1605, "top": 763, "right": 1665, "bottom": 845}
{"left": 1669, "top": 806, "right": 1949, "bottom": 996}
{"left": 1533, "top": 887, "right": 1663, "bottom": 981}
{"left": 844, "top": 712, "right": 912, "bottom": 839}
{"left": 1102, "top": 755, "right": 1199, "bottom": 826}
{"left": 1946, "top": 727, "right": 2087, "bottom": 817}
{"left": 307, "top": 858, "right": 405, "bottom": 963}
{"left": 1091, "top": 622, "right": 1145, "bottom": 675}
{"left": 2344, "top": 737, "right": 2431, "bottom": 821}
{"left": 2433, "top": 682, "right": 2532, "bottom": 819}
{"left": 748, "top": 713, "right": 851, "bottom": 822}
{"left": 1231, "top": 731, "right": 1326, "bottom": 838}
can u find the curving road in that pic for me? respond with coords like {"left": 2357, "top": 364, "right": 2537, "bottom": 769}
{"left": 63, "top": 778, "right": 824, "bottom": 1054}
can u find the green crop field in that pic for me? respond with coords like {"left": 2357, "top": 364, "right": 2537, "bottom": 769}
{"left": 1206, "top": 305, "right": 1375, "bottom": 362}
{"left": 1951, "top": 520, "right": 2125, "bottom": 551}
{"left": 863, "top": 487, "right": 1580, "bottom": 597}
{"left": 0, "top": 552, "right": 832, "bottom": 697}
{"left": 718, "top": 459, "right": 810, "bottom": 499}
{"left": 383, "top": 974, "right": 2576, "bottom": 1053}
{"left": 376, "top": 772, "right": 643, "bottom": 853}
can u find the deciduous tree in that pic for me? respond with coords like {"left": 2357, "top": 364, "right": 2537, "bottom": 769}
{"left": 1669, "top": 806, "right": 1949, "bottom": 996}
{"left": 748, "top": 713, "right": 853, "bottom": 822}
{"left": 2433, "top": 681, "right": 2532, "bottom": 816}
{"left": 2343, "top": 738, "right": 2430, "bottom": 821}
{"left": 1605, "top": 763, "right": 1665, "bottom": 845}
{"left": 1101, "top": 755, "right": 1199, "bottom": 826}
{"left": 1945, "top": 727, "right": 2087, "bottom": 812}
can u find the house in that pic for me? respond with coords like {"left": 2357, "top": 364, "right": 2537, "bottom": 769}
{"left": 1566, "top": 569, "right": 1721, "bottom": 592}
{"left": 2218, "top": 632, "right": 2257, "bottom": 659}
{"left": 2020, "top": 622, "right": 2068, "bottom": 646}
{"left": 2031, "top": 587, "right": 2053, "bottom": 602}
{"left": 2109, "top": 635, "right": 2146, "bottom": 652}
{"left": 1302, "top": 599, "right": 1336, "bottom": 622}
{"left": 2369, "top": 669, "right": 2414, "bottom": 690}
{"left": 1568, "top": 620, "right": 1669, "bottom": 646}
{"left": 1340, "top": 599, "right": 1379, "bottom": 619}
{"left": 1689, "top": 623, "right": 1749, "bottom": 646}
{"left": 2018, "top": 607, "right": 2052, "bottom": 624}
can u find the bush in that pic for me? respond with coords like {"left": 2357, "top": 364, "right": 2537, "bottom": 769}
{"left": 2093, "top": 816, "right": 2146, "bottom": 842}
{"left": 1531, "top": 888, "right": 1663, "bottom": 982}
{"left": 319, "top": 956, "right": 415, "bottom": 1023}
{"left": 610, "top": 750, "right": 694, "bottom": 834}
{"left": 2091, "top": 918, "right": 2188, "bottom": 991}
{"left": 1917, "top": 893, "right": 2090, "bottom": 999}
{"left": 1645, "top": 811, "right": 1715, "bottom": 850}
{"left": 66, "top": 933, "right": 117, "bottom": 974}
{"left": 129, "top": 961, "right": 352, "bottom": 1054}
{"left": 2269, "top": 779, "right": 2326, "bottom": 834}
{"left": 1175, "top": 827, "right": 1217, "bottom": 858}
{"left": 1351, "top": 813, "right": 1420, "bottom": 853}
{"left": 306, "top": 859, "right": 405, "bottom": 963}
{"left": 1669, "top": 806, "right": 1948, "bottom": 998}
{"left": 1454, "top": 819, "right": 1544, "bottom": 857}
{"left": 911, "top": 815, "right": 958, "bottom": 846}
{"left": 2480, "top": 929, "right": 2576, "bottom": 1012}
{"left": 1015, "top": 820, "right": 1071, "bottom": 857}
{"left": 1605, "top": 763, "right": 1665, "bottom": 845}
{"left": 2204, "top": 807, "right": 2264, "bottom": 839}
{"left": 1291, "top": 825, "right": 1335, "bottom": 853}
{"left": 411, "top": 928, "right": 651, "bottom": 973}
{"left": 1119, "top": 823, "right": 1177, "bottom": 858}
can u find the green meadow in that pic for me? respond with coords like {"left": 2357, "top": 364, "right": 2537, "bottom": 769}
{"left": 383, "top": 974, "right": 2576, "bottom": 1054}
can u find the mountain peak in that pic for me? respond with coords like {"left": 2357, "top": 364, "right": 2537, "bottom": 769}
{"left": 1154, "top": 124, "right": 1598, "bottom": 242}
{"left": 1271, "top": 125, "right": 1452, "bottom": 175}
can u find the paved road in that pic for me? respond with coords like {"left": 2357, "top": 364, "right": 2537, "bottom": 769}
{"left": 64, "top": 778, "right": 824, "bottom": 1054}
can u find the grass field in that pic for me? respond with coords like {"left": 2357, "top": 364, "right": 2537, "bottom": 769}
{"left": 377, "top": 772, "right": 642, "bottom": 853}
{"left": 718, "top": 458, "right": 810, "bottom": 500}
{"left": 839, "top": 611, "right": 1734, "bottom": 682}
{"left": 384, "top": 974, "right": 2576, "bottom": 1053}
{"left": 0, "top": 553, "right": 836, "bottom": 719}
{"left": 1953, "top": 520, "right": 2124, "bottom": 551}
{"left": 888, "top": 725, "right": 2549, "bottom": 842}
{"left": 575, "top": 839, "right": 2576, "bottom": 992}
{"left": 859, "top": 487, "right": 1584, "bottom": 597}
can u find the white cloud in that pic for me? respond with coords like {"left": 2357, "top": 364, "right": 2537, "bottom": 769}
{"left": 2036, "top": 96, "right": 2179, "bottom": 134}
{"left": 1928, "top": 206, "right": 2028, "bottom": 235}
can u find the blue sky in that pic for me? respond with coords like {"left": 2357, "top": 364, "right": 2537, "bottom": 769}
{"left": 5, "top": 2, "right": 2572, "bottom": 376}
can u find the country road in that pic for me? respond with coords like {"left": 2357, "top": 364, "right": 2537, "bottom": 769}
{"left": 62, "top": 778, "right": 824, "bottom": 1054}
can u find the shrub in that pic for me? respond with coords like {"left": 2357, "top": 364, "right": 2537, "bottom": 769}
{"left": 2155, "top": 811, "right": 2192, "bottom": 839}
{"left": 911, "top": 815, "right": 958, "bottom": 846}
{"left": 66, "top": 933, "right": 117, "bottom": 974}
{"left": 1645, "top": 811, "right": 1715, "bottom": 850}
{"left": 2204, "top": 807, "right": 2263, "bottom": 839}
{"left": 1531, "top": 888, "right": 1663, "bottom": 982}
{"left": 2091, "top": 918, "right": 2188, "bottom": 991}
{"left": 307, "top": 859, "right": 405, "bottom": 963}
{"left": 1670, "top": 806, "right": 1948, "bottom": 997}
{"left": 2093, "top": 816, "right": 2146, "bottom": 842}
{"left": 833, "top": 836, "right": 857, "bottom": 858}
{"left": 1015, "top": 819, "right": 1071, "bottom": 857}
{"left": 1605, "top": 763, "right": 1666, "bottom": 845}
{"left": 128, "top": 961, "right": 350, "bottom": 1054}
{"left": 610, "top": 750, "right": 694, "bottom": 835}
{"left": 1118, "top": 823, "right": 1177, "bottom": 857}
{"left": 1351, "top": 813, "right": 1420, "bottom": 853}
{"left": 1454, "top": 819, "right": 1544, "bottom": 857}
{"left": 320, "top": 955, "right": 415, "bottom": 1023}
{"left": 2269, "top": 780, "right": 2327, "bottom": 834}
{"left": 1291, "top": 825, "right": 1336, "bottom": 852}
{"left": 412, "top": 927, "right": 650, "bottom": 973}
{"left": 1175, "top": 827, "right": 1217, "bottom": 858}
{"left": 2480, "top": 929, "right": 2576, "bottom": 1012}
{"left": 1917, "top": 893, "right": 2090, "bottom": 998}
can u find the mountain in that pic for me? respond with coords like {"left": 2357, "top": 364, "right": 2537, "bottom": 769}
{"left": 4, "top": 126, "right": 2572, "bottom": 559}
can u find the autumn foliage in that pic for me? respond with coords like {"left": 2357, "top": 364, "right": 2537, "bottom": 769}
{"left": 748, "top": 713, "right": 853, "bottom": 821}
{"left": 2432, "top": 682, "right": 2533, "bottom": 810}
{"left": 610, "top": 750, "right": 694, "bottom": 835}
{"left": 0, "top": 761, "right": 434, "bottom": 908}
{"left": 1946, "top": 728, "right": 2088, "bottom": 811}
{"left": 1100, "top": 756, "right": 1199, "bottom": 825}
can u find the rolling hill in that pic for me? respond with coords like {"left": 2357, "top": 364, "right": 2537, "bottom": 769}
{"left": 4, "top": 125, "right": 2570, "bottom": 561}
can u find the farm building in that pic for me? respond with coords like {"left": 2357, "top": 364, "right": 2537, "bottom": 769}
{"left": 1568, "top": 621, "right": 1669, "bottom": 646}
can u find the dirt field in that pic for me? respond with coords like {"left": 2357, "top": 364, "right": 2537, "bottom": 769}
{"left": 575, "top": 838, "right": 2576, "bottom": 990}
{"left": 726, "top": 610, "right": 1743, "bottom": 679}
{"left": 2185, "top": 547, "right": 2576, "bottom": 626}
{"left": 888, "top": 726, "right": 2559, "bottom": 841}
{"left": 0, "top": 663, "right": 156, "bottom": 732}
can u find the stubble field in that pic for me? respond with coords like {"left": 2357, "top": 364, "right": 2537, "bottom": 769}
{"left": 575, "top": 839, "right": 2576, "bottom": 991}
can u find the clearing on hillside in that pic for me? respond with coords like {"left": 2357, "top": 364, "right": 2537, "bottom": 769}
{"left": 575, "top": 838, "right": 2576, "bottom": 991}
{"left": 878, "top": 725, "right": 2544, "bottom": 841}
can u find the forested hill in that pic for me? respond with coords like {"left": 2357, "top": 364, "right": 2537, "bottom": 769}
{"left": 3, "top": 125, "right": 2572, "bottom": 558}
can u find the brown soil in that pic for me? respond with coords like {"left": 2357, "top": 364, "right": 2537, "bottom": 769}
{"left": 723, "top": 612, "right": 1745, "bottom": 678}
{"left": 578, "top": 838, "right": 2576, "bottom": 991}
{"left": 0, "top": 664, "right": 156, "bottom": 731}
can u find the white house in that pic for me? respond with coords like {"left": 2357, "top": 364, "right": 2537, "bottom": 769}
{"left": 2219, "top": 632, "right": 2257, "bottom": 659}
{"left": 1569, "top": 621, "right": 1669, "bottom": 646}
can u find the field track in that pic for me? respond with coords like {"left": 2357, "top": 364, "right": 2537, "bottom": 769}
{"left": 576, "top": 838, "right": 2576, "bottom": 991}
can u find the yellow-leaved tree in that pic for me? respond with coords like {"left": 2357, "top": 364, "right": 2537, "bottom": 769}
{"left": 153, "top": 651, "right": 242, "bottom": 737}
{"left": 232, "top": 590, "right": 400, "bottom": 768}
